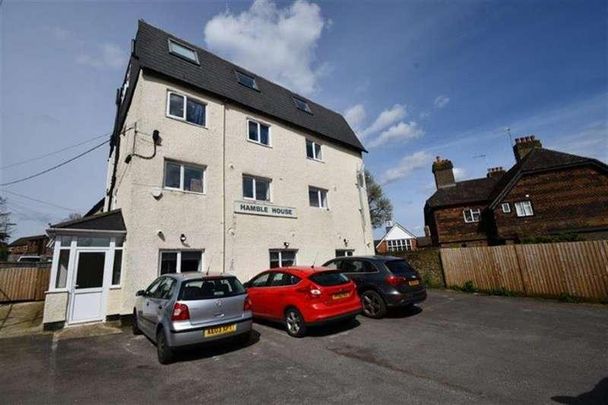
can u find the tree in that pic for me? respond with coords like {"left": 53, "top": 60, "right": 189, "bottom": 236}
{"left": 0, "top": 197, "right": 15, "bottom": 261}
{"left": 365, "top": 169, "right": 393, "bottom": 228}
{"left": 63, "top": 213, "right": 82, "bottom": 222}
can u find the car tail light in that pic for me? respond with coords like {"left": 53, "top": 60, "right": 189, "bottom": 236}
{"left": 309, "top": 288, "right": 322, "bottom": 298}
{"left": 243, "top": 296, "right": 252, "bottom": 311}
{"left": 386, "top": 275, "right": 405, "bottom": 286}
{"left": 171, "top": 302, "right": 190, "bottom": 321}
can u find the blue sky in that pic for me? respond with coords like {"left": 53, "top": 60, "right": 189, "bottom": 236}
{"left": 1, "top": 0, "right": 606, "bottom": 240}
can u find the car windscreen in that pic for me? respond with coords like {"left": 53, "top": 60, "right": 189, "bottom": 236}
{"left": 384, "top": 260, "right": 417, "bottom": 276}
{"left": 179, "top": 277, "right": 246, "bottom": 300}
{"left": 309, "top": 271, "right": 350, "bottom": 286}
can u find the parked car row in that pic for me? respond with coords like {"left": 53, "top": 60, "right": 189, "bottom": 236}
{"left": 132, "top": 256, "right": 427, "bottom": 364}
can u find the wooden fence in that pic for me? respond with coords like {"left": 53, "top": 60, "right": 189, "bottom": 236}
{"left": 440, "top": 241, "right": 608, "bottom": 301}
{"left": 0, "top": 264, "right": 51, "bottom": 303}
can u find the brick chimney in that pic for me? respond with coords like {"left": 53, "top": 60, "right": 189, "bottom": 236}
{"left": 513, "top": 135, "right": 542, "bottom": 162}
{"left": 432, "top": 156, "right": 455, "bottom": 189}
{"left": 385, "top": 220, "right": 394, "bottom": 233}
{"left": 486, "top": 167, "right": 506, "bottom": 178}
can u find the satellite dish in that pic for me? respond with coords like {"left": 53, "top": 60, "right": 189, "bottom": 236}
{"left": 151, "top": 188, "right": 162, "bottom": 199}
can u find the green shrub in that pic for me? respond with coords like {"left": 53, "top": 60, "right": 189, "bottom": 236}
{"left": 558, "top": 293, "right": 581, "bottom": 303}
{"left": 521, "top": 234, "right": 582, "bottom": 244}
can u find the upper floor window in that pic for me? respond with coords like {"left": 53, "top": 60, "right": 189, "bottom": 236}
{"left": 167, "top": 92, "right": 206, "bottom": 126}
{"left": 515, "top": 201, "right": 534, "bottom": 217}
{"left": 235, "top": 71, "right": 258, "bottom": 90}
{"left": 269, "top": 249, "right": 297, "bottom": 268}
{"left": 248, "top": 120, "right": 270, "bottom": 146}
{"left": 306, "top": 139, "right": 322, "bottom": 161}
{"left": 293, "top": 97, "right": 312, "bottom": 113}
{"left": 243, "top": 175, "right": 271, "bottom": 201}
{"left": 501, "top": 203, "right": 511, "bottom": 214}
{"left": 164, "top": 160, "right": 205, "bottom": 193}
{"left": 309, "top": 186, "right": 328, "bottom": 208}
{"left": 168, "top": 39, "right": 199, "bottom": 64}
{"left": 463, "top": 208, "right": 481, "bottom": 223}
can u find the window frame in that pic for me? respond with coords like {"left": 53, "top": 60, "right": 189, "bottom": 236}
{"left": 335, "top": 249, "right": 354, "bottom": 257}
{"left": 158, "top": 250, "right": 204, "bottom": 276}
{"left": 308, "top": 186, "right": 328, "bottom": 209}
{"left": 501, "top": 202, "right": 511, "bottom": 214}
{"left": 168, "top": 39, "right": 199, "bottom": 64}
{"left": 242, "top": 174, "right": 272, "bottom": 202}
{"left": 235, "top": 70, "right": 259, "bottom": 91}
{"left": 293, "top": 96, "right": 312, "bottom": 114}
{"left": 269, "top": 249, "right": 298, "bottom": 269}
{"left": 306, "top": 139, "right": 323, "bottom": 161}
{"left": 166, "top": 91, "right": 207, "bottom": 127}
{"left": 246, "top": 119, "right": 272, "bottom": 147}
{"left": 463, "top": 208, "right": 481, "bottom": 223}
{"left": 163, "top": 159, "right": 206, "bottom": 194}
{"left": 387, "top": 239, "right": 413, "bottom": 252}
{"left": 111, "top": 246, "right": 123, "bottom": 287}
{"left": 514, "top": 200, "right": 534, "bottom": 217}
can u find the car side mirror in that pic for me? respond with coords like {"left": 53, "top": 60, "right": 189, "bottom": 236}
{"left": 136, "top": 290, "right": 145, "bottom": 297}
{"left": 243, "top": 282, "right": 251, "bottom": 289}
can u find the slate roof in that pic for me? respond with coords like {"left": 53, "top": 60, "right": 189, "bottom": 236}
{"left": 133, "top": 21, "right": 365, "bottom": 153}
{"left": 487, "top": 148, "right": 607, "bottom": 208}
{"left": 426, "top": 148, "right": 607, "bottom": 210}
{"left": 426, "top": 177, "right": 500, "bottom": 208}
{"left": 50, "top": 210, "right": 126, "bottom": 232}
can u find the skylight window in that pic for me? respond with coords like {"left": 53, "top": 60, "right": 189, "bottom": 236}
{"left": 168, "top": 39, "right": 199, "bottom": 64}
{"left": 235, "top": 71, "right": 258, "bottom": 90}
{"left": 293, "top": 97, "right": 312, "bottom": 113}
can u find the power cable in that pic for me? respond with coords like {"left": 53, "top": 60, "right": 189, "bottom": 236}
{"left": 0, "top": 139, "right": 109, "bottom": 187}
{"left": 1, "top": 132, "right": 110, "bottom": 170}
{"left": 0, "top": 189, "right": 79, "bottom": 212}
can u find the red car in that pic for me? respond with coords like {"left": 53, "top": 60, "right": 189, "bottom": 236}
{"left": 244, "top": 267, "right": 362, "bottom": 337}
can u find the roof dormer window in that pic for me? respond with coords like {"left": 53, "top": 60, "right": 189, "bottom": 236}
{"left": 168, "top": 39, "right": 199, "bottom": 64}
{"left": 293, "top": 96, "right": 312, "bottom": 114}
{"left": 235, "top": 71, "right": 258, "bottom": 90}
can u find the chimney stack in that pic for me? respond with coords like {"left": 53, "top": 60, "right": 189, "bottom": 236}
{"left": 486, "top": 166, "right": 506, "bottom": 178}
{"left": 513, "top": 135, "right": 542, "bottom": 162}
{"left": 432, "top": 156, "right": 455, "bottom": 189}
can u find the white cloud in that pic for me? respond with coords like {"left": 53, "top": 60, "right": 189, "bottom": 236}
{"left": 361, "top": 104, "right": 407, "bottom": 138}
{"left": 204, "top": 0, "right": 328, "bottom": 96}
{"left": 368, "top": 121, "right": 424, "bottom": 148}
{"left": 434, "top": 95, "right": 450, "bottom": 109}
{"left": 76, "top": 43, "right": 126, "bottom": 69}
{"left": 380, "top": 151, "right": 433, "bottom": 185}
{"left": 453, "top": 167, "right": 467, "bottom": 181}
{"left": 344, "top": 104, "right": 366, "bottom": 132}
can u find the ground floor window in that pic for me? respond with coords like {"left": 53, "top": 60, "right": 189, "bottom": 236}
{"left": 269, "top": 249, "right": 297, "bottom": 268}
{"left": 387, "top": 239, "right": 413, "bottom": 252}
{"left": 112, "top": 249, "right": 123, "bottom": 286}
{"left": 160, "top": 250, "right": 204, "bottom": 275}
{"left": 335, "top": 249, "right": 354, "bottom": 257}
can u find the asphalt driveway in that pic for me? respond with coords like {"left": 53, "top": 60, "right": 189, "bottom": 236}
{"left": 1, "top": 290, "right": 606, "bottom": 404}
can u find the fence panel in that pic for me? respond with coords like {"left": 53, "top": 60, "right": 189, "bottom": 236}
{"left": 440, "top": 241, "right": 608, "bottom": 301}
{"left": 0, "top": 265, "right": 51, "bottom": 303}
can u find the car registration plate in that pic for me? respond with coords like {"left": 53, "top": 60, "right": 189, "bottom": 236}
{"left": 409, "top": 280, "right": 420, "bottom": 286}
{"left": 204, "top": 323, "right": 237, "bottom": 337}
{"left": 332, "top": 292, "right": 350, "bottom": 300}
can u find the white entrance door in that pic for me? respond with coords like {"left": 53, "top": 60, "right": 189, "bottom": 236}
{"left": 69, "top": 251, "right": 107, "bottom": 323}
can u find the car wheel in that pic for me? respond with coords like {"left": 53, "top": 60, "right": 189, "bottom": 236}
{"left": 284, "top": 308, "right": 307, "bottom": 338}
{"left": 156, "top": 329, "right": 174, "bottom": 365}
{"left": 132, "top": 310, "right": 142, "bottom": 335}
{"left": 361, "top": 290, "right": 387, "bottom": 319}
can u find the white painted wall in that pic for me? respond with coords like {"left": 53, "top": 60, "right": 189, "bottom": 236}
{"left": 104, "top": 71, "right": 373, "bottom": 315}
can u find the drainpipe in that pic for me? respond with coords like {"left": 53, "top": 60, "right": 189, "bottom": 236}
{"left": 222, "top": 100, "right": 228, "bottom": 274}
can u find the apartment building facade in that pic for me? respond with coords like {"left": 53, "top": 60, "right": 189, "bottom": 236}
{"left": 42, "top": 21, "right": 373, "bottom": 330}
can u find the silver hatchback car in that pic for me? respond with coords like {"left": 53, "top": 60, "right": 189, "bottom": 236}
{"left": 133, "top": 272, "right": 253, "bottom": 364}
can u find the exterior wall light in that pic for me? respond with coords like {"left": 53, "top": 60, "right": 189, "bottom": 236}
{"left": 283, "top": 241, "right": 290, "bottom": 248}
{"left": 180, "top": 234, "right": 187, "bottom": 242}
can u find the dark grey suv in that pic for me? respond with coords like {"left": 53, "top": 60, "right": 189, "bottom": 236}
{"left": 323, "top": 256, "right": 426, "bottom": 318}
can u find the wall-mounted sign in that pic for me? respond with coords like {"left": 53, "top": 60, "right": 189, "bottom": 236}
{"left": 234, "top": 201, "right": 297, "bottom": 219}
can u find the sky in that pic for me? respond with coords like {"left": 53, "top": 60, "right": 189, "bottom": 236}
{"left": 1, "top": 0, "right": 607, "bottom": 241}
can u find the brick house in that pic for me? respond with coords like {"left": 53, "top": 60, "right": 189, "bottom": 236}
{"left": 7, "top": 234, "right": 52, "bottom": 261}
{"left": 424, "top": 136, "right": 608, "bottom": 247}
{"left": 375, "top": 222, "right": 417, "bottom": 253}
